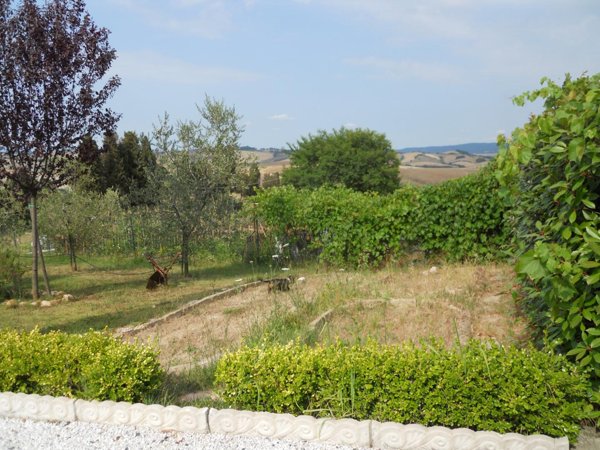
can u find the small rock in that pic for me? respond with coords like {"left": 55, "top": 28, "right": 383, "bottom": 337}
{"left": 62, "top": 294, "right": 75, "bottom": 302}
{"left": 429, "top": 266, "right": 438, "bottom": 274}
{"left": 4, "top": 299, "right": 18, "bottom": 308}
{"left": 40, "top": 300, "right": 52, "bottom": 308}
{"left": 297, "top": 276, "right": 306, "bottom": 282}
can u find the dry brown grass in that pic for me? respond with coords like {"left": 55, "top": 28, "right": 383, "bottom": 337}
{"left": 399, "top": 166, "right": 482, "bottom": 185}
{"left": 130, "top": 282, "right": 284, "bottom": 370}
{"left": 257, "top": 158, "right": 483, "bottom": 185}
{"left": 315, "top": 263, "right": 529, "bottom": 347}
{"left": 131, "top": 262, "right": 529, "bottom": 370}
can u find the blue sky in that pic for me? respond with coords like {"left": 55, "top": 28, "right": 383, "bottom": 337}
{"left": 86, "top": 0, "right": 600, "bottom": 149}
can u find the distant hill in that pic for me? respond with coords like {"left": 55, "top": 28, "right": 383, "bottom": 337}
{"left": 240, "top": 145, "right": 285, "bottom": 153}
{"left": 398, "top": 142, "right": 498, "bottom": 154}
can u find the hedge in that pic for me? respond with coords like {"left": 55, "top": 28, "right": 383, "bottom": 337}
{"left": 250, "top": 162, "right": 509, "bottom": 267}
{"left": 215, "top": 340, "right": 593, "bottom": 442}
{"left": 0, "top": 329, "right": 163, "bottom": 402}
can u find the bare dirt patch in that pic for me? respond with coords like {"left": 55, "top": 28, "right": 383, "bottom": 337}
{"left": 130, "top": 282, "right": 289, "bottom": 370}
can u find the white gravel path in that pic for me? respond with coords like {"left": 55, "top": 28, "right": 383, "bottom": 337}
{"left": 0, "top": 417, "right": 370, "bottom": 450}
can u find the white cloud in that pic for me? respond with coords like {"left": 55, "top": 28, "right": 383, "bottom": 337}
{"left": 269, "top": 113, "right": 293, "bottom": 121}
{"left": 311, "top": 0, "right": 600, "bottom": 81}
{"left": 318, "top": 0, "right": 475, "bottom": 39}
{"left": 113, "top": 51, "right": 261, "bottom": 84}
{"left": 345, "top": 57, "right": 461, "bottom": 83}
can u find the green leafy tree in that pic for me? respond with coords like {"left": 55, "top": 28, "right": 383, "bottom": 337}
{"left": 38, "top": 187, "right": 121, "bottom": 270}
{"left": 152, "top": 97, "right": 244, "bottom": 276}
{"left": 496, "top": 73, "right": 600, "bottom": 382}
{"left": 282, "top": 127, "right": 400, "bottom": 194}
{"left": 0, "top": 0, "right": 120, "bottom": 298}
{"left": 89, "top": 131, "right": 156, "bottom": 206}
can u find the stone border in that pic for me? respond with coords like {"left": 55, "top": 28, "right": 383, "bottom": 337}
{"left": 115, "top": 281, "right": 262, "bottom": 336}
{"left": 0, "top": 392, "right": 568, "bottom": 450}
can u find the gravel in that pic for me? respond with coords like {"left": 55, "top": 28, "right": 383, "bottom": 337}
{"left": 0, "top": 417, "right": 370, "bottom": 450}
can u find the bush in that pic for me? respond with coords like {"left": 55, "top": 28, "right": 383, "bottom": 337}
{"left": 0, "top": 329, "right": 164, "bottom": 402}
{"left": 0, "top": 247, "right": 26, "bottom": 299}
{"left": 215, "top": 340, "right": 593, "bottom": 441}
{"left": 251, "top": 163, "right": 508, "bottom": 267}
{"left": 415, "top": 162, "right": 509, "bottom": 260}
{"left": 496, "top": 73, "right": 600, "bottom": 381}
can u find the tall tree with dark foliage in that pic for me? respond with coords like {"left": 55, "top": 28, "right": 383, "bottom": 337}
{"left": 0, "top": 0, "right": 120, "bottom": 298}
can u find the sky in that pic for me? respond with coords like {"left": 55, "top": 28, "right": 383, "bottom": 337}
{"left": 85, "top": 0, "right": 600, "bottom": 150}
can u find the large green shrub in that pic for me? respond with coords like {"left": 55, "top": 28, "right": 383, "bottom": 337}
{"left": 0, "top": 329, "right": 164, "bottom": 402}
{"left": 496, "top": 73, "right": 600, "bottom": 381}
{"left": 252, "top": 164, "right": 508, "bottom": 267}
{"left": 215, "top": 340, "right": 592, "bottom": 441}
{"left": 282, "top": 127, "right": 401, "bottom": 194}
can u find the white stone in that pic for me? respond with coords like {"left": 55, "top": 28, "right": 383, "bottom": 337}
{"left": 370, "top": 421, "right": 568, "bottom": 450}
{"left": 62, "top": 294, "right": 75, "bottom": 302}
{"left": 0, "top": 393, "right": 570, "bottom": 450}
{"left": 208, "top": 409, "right": 326, "bottom": 442}
{"left": 0, "top": 392, "right": 76, "bottom": 422}
{"left": 319, "top": 418, "right": 371, "bottom": 447}
{"left": 74, "top": 399, "right": 209, "bottom": 434}
{"left": 40, "top": 301, "right": 52, "bottom": 308}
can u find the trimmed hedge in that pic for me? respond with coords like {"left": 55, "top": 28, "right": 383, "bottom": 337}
{"left": 215, "top": 340, "right": 592, "bottom": 441}
{"left": 0, "top": 329, "right": 163, "bottom": 402}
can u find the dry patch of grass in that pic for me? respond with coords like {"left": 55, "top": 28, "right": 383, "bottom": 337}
{"left": 134, "top": 262, "right": 529, "bottom": 372}
{"left": 399, "top": 166, "right": 482, "bottom": 185}
{"left": 130, "top": 282, "right": 286, "bottom": 370}
{"left": 317, "top": 263, "right": 529, "bottom": 347}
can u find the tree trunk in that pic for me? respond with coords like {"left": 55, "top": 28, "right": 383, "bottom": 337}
{"left": 68, "top": 233, "right": 77, "bottom": 271}
{"left": 37, "top": 236, "right": 51, "bottom": 295}
{"left": 181, "top": 230, "right": 190, "bottom": 277}
{"left": 29, "top": 196, "right": 39, "bottom": 300}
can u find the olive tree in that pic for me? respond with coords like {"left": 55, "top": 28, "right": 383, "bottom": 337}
{"left": 38, "top": 187, "right": 121, "bottom": 270}
{"left": 152, "top": 97, "right": 244, "bottom": 276}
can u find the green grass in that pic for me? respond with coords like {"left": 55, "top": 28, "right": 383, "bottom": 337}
{"left": 1, "top": 252, "right": 266, "bottom": 333}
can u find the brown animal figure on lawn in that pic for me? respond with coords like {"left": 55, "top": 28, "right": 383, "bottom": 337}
{"left": 264, "top": 275, "right": 295, "bottom": 293}
{"left": 145, "top": 253, "right": 181, "bottom": 289}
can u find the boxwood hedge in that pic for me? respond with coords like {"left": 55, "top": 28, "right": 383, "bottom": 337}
{"left": 215, "top": 340, "right": 593, "bottom": 442}
{"left": 0, "top": 329, "right": 163, "bottom": 402}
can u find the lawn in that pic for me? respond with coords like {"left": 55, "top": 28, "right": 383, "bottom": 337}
{"left": 0, "top": 252, "right": 268, "bottom": 333}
